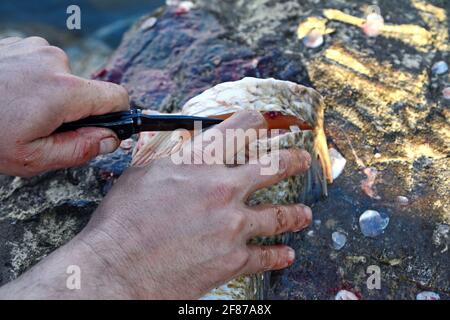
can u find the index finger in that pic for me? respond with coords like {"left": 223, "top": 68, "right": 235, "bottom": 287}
{"left": 191, "top": 110, "right": 268, "bottom": 164}
{"left": 56, "top": 74, "right": 130, "bottom": 123}
{"left": 240, "top": 148, "right": 311, "bottom": 199}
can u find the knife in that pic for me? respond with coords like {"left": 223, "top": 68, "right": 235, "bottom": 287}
{"left": 55, "top": 109, "right": 224, "bottom": 140}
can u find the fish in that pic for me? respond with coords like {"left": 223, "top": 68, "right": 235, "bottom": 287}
{"left": 131, "top": 77, "right": 333, "bottom": 299}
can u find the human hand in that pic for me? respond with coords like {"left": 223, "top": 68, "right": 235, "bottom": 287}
{"left": 0, "top": 36, "right": 129, "bottom": 177}
{"left": 76, "top": 110, "right": 313, "bottom": 299}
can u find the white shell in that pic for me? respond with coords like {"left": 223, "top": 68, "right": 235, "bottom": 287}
{"left": 329, "top": 148, "right": 346, "bottom": 180}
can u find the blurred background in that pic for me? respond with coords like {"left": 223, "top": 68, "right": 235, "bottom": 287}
{"left": 0, "top": 0, "right": 165, "bottom": 76}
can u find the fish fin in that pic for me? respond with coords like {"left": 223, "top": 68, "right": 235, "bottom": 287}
{"left": 131, "top": 131, "right": 188, "bottom": 166}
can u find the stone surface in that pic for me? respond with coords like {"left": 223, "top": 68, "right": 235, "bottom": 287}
{"left": 0, "top": 0, "right": 449, "bottom": 300}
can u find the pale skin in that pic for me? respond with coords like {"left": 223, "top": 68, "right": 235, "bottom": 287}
{"left": 0, "top": 37, "right": 313, "bottom": 299}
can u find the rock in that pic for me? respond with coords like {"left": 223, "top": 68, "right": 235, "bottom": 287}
{"left": 65, "top": 38, "right": 112, "bottom": 78}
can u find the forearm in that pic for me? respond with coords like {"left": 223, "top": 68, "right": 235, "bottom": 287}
{"left": 0, "top": 235, "right": 131, "bottom": 300}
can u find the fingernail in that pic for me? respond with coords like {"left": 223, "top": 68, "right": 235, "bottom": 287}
{"left": 294, "top": 205, "right": 313, "bottom": 232}
{"left": 99, "top": 137, "right": 118, "bottom": 155}
{"left": 287, "top": 248, "right": 296, "bottom": 264}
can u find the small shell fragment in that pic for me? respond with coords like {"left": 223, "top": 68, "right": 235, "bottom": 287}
{"left": 175, "top": 1, "right": 194, "bottom": 14}
{"left": 166, "top": 0, "right": 180, "bottom": 5}
{"left": 361, "top": 167, "right": 380, "bottom": 199}
{"left": 335, "top": 290, "right": 359, "bottom": 300}
{"left": 120, "top": 138, "right": 134, "bottom": 151}
{"left": 443, "top": 87, "right": 450, "bottom": 100}
{"left": 431, "top": 61, "right": 448, "bottom": 75}
{"left": 332, "top": 231, "right": 347, "bottom": 250}
{"left": 329, "top": 148, "right": 346, "bottom": 180}
{"left": 361, "top": 5, "right": 384, "bottom": 37}
{"left": 359, "top": 210, "right": 389, "bottom": 237}
{"left": 416, "top": 291, "right": 440, "bottom": 300}
{"left": 396, "top": 196, "right": 409, "bottom": 205}
{"left": 302, "top": 29, "right": 324, "bottom": 48}
{"left": 140, "top": 17, "right": 157, "bottom": 31}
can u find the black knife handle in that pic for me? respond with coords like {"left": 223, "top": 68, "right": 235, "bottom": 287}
{"left": 55, "top": 110, "right": 138, "bottom": 140}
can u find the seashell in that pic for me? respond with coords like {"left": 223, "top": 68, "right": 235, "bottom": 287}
{"left": 361, "top": 167, "right": 380, "bottom": 199}
{"left": 443, "top": 87, "right": 450, "bottom": 100}
{"left": 359, "top": 210, "right": 389, "bottom": 238}
{"left": 416, "top": 291, "right": 440, "bottom": 300}
{"left": 120, "top": 138, "right": 134, "bottom": 151}
{"left": 329, "top": 148, "right": 346, "bottom": 180}
{"left": 302, "top": 29, "right": 324, "bottom": 48}
{"left": 332, "top": 231, "right": 347, "bottom": 250}
{"left": 431, "top": 61, "right": 448, "bottom": 75}
{"left": 140, "top": 17, "right": 157, "bottom": 31}
{"left": 396, "top": 195, "right": 409, "bottom": 205}
{"left": 335, "top": 290, "right": 359, "bottom": 300}
{"left": 361, "top": 5, "right": 384, "bottom": 37}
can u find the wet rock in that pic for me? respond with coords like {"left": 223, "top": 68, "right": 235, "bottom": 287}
{"left": 66, "top": 38, "right": 112, "bottom": 78}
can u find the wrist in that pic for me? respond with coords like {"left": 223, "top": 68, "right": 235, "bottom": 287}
{"left": 0, "top": 233, "right": 134, "bottom": 299}
{"left": 76, "top": 208, "right": 162, "bottom": 299}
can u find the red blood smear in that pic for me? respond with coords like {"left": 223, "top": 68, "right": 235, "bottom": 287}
{"left": 211, "top": 112, "right": 313, "bottom": 130}
{"left": 92, "top": 68, "right": 107, "bottom": 80}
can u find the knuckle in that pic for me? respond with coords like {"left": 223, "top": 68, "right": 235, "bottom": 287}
{"left": 12, "top": 145, "right": 44, "bottom": 176}
{"left": 226, "top": 212, "right": 247, "bottom": 235}
{"left": 226, "top": 249, "right": 250, "bottom": 274}
{"left": 71, "top": 136, "right": 98, "bottom": 164}
{"left": 41, "top": 46, "right": 69, "bottom": 63}
{"left": 52, "top": 73, "right": 83, "bottom": 90}
{"left": 25, "top": 36, "right": 49, "bottom": 46}
{"left": 207, "top": 182, "right": 237, "bottom": 203}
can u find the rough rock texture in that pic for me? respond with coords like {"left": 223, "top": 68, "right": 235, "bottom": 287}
{"left": 1, "top": 0, "right": 449, "bottom": 299}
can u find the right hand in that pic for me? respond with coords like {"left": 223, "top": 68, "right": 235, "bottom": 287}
{"left": 0, "top": 36, "right": 129, "bottom": 177}
{"left": 77, "top": 110, "right": 313, "bottom": 299}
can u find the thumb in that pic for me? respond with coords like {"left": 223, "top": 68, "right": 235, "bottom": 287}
{"left": 27, "top": 127, "right": 120, "bottom": 173}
